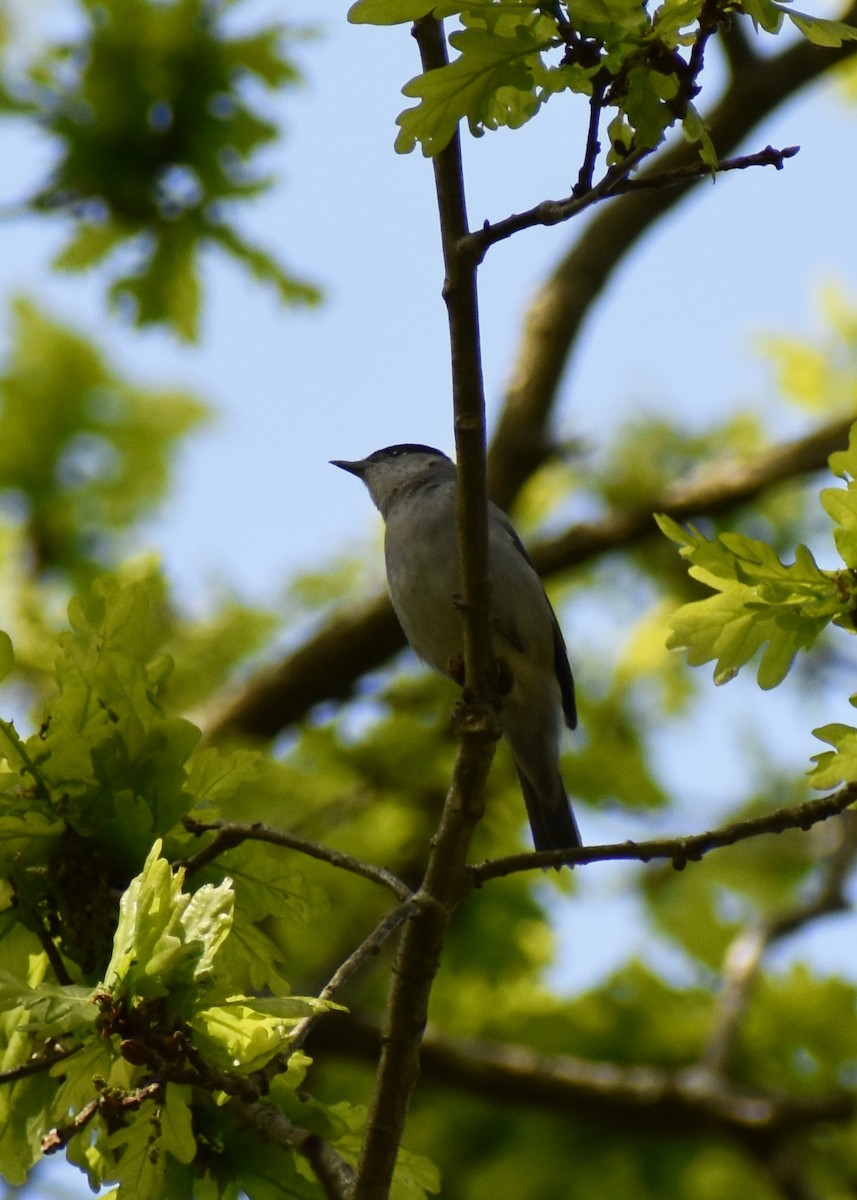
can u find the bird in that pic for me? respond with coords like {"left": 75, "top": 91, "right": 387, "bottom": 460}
{"left": 331, "top": 444, "right": 581, "bottom": 853}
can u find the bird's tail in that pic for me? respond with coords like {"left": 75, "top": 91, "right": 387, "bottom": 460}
{"left": 516, "top": 766, "right": 582, "bottom": 853}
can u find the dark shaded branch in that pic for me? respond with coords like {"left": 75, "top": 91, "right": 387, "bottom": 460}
{"left": 0, "top": 1042, "right": 79, "bottom": 1086}
{"left": 313, "top": 1016, "right": 855, "bottom": 1142}
{"left": 471, "top": 783, "right": 857, "bottom": 881}
{"left": 204, "top": 593, "right": 400, "bottom": 741}
{"left": 207, "top": 412, "right": 856, "bottom": 742}
{"left": 285, "top": 899, "right": 420, "bottom": 1056}
{"left": 229, "top": 1099, "right": 354, "bottom": 1200}
{"left": 532, "top": 410, "right": 857, "bottom": 576}
{"left": 180, "top": 815, "right": 413, "bottom": 902}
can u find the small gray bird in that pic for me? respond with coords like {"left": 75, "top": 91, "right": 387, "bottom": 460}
{"left": 331, "top": 444, "right": 581, "bottom": 852}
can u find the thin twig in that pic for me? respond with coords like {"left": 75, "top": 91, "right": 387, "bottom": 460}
{"left": 470, "top": 144, "right": 796, "bottom": 259}
{"left": 487, "top": 9, "right": 857, "bottom": 508}
{"left": 180, "top": 816, "right": 413, "bottom": 902}
{"left": 31, "top": 920, "right": 73, "bottom": 987}
{"left": 287, "top": 898, "right": 420, "bottom": 1054}
{"left": 619, "top": 144, "right": 799, "bottom": 194}
{"left": 469, "top": 145, "right": 651, "bottom": 264}
{"left": 0, "top": 1042, "right": 80, "bottom": 1086}
{"left": 41, "top": 1081, "right": 163, "bottom": 1154}
{"left": 471, "top": 784, "right": 857, "bottom": 882}
{"left": 575, "top": 80, "right": 606, "bottom": 196}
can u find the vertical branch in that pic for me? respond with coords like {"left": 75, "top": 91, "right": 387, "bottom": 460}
{"left": 350, "top": 16, "right": 498, "bottom": 1200}
{"left": 413, "top": 21, "right": 495, "bottom": 704}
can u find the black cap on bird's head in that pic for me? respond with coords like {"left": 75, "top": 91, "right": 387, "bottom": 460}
{"left": 330, "top": 444, "right": 454, "bottom": 514}
{"left": 330, "top": 444, "right": 450, "bottom": 477}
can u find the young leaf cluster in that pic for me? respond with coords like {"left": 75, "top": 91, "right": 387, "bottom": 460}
{"left": 0, "top": 574, "right": 441, "bottom": 1200}
{"left": 661, "top": 422, "right": 857, "bottom": 788}
{"left": 351, "top": 0, "right": 724, "bottom": 165}
{"left": 0, "top": 299, "right": 205, "bottom": 579}
{"left": 12, "top": 0, "right": 319, "bottom": 338}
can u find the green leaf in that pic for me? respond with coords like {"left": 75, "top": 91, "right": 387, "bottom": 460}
{"left": 622, "top": 65, "right": 678, "bottom": 150}
{"left": 657, "top": 515, "right": 846, "bottom": 687}
{"left": 823, "top": 422, "right": 857, "bottom": 565}
{"left": 682, "top": 103, "right": 718, "bottom": 169}
{"left": 160, "top": 1085, "right": 196, "bottom": 1166}
{"left": 106, "top": 1102, "right": 165, "bottom": 1200}
{"left": 28, "top": 0, "right": 312, "bottom": 334}
{"left": 349, "top": 0, "right": 457, "bottom": 22}
{"left": 809, "top": 719, "right": 857, "bottom": 788}
{"left": 778, "top": 6, "right": 857, "bottom": 45}
{"left": 0, "top": 971, "right": 96, "bottom": 1037}
{"left": 0, "top": 298, "right": 207, "bottom": 569}
{"left": 53, "top": 221, "right": 128, "bottom": 271}
{"left": 189, "top": 995, "right": 338, "bottom": 1074}
{"left": 205, "top": 223, "right": 321, "bottom": 308}
{"left": 395, "top": 18, "right": 554, "bottom": 155}
{"left": 103, "top": 840, "right": 233, "bottom": 1005}
{"left": 740, "top": 0, "right": 784, "bottom": 33}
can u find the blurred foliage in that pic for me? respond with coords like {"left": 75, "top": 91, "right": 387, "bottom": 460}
{"left": 0, "top": 298, "right": 205, "bottom": 578}
{"left": 4, "top": 0, "right": 319, "bottom": 339}
{"left": 1, "top": 4, "right": 857, "bottom": 1200}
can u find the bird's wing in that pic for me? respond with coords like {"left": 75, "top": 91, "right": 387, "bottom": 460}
{"left": 491, "top": 509, "right": 577, "bottom": 731}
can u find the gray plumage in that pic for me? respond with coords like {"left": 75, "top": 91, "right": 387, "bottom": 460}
{"left": 331, "top": 444, "right": 581, "bottom": 853}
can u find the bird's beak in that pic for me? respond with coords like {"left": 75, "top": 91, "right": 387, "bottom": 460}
{"left": 330, "top": 458, "right": 367, "bottom": 477}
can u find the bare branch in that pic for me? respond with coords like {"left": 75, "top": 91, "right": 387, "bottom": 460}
{"left": 469, "top": 144, "right": 796, "bottom": 260}
{"left": 180, "top": 816, "right": 413, "bottom": 902}
{"left": 286, "top": 899, "right": 420, "bottom": 1055}
{"left": 0, "top": 1042, "right": 80, "bottom": 1086}
{"left": 471, "top": 784, "right": 857, "bottom": 882}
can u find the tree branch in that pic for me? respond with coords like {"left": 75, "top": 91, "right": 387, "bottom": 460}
{"left": 41, "top": 1081, "right": 163, "bottom": 1155}
{"left": 0, "top": 1042, "right": 79, "bottom": 1086}
{"left": 469, "top": 144, "right": 795, "bottom": 260}
{"left": 470, "top": 783, "right": 857, "bottom": 882}
{"left": 351, "top": 16, "right": 499, "bottom": 1199}
{"left": 229, "top": 1098, "right": 354, "bottom": 1200}
{"left": 285, "top": 899, "right": 420, "bottom": 1056}
{"left": 206, "top": 412, "right": 856, "bottom": 742}
{"left": 180, "top": 816, "right": 413, "bottom": 902}
{"left": 531, "top": 410, "right": 857, "bottom": 577}
{"left": 313, "top": 1014, "right": 855, "bottom": 1142}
